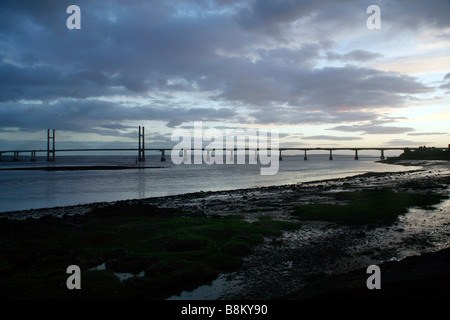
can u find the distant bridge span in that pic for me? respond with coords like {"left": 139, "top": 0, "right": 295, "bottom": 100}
{"left": 0, "top": 146, "right": 437, "bottom": 162}
{"left": 0, "top": 128, "right": 447, "bottom": 162}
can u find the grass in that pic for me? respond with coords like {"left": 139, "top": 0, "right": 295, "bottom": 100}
{"left": 0, "top": 204, "right": 300, "bottom": 299}
{"left": 292, "top": 188, "right": 447, "bottom": 226}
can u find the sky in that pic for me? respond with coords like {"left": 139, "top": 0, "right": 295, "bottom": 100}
{"left": 0, "top": 0, "right": 449, "bottom": 152}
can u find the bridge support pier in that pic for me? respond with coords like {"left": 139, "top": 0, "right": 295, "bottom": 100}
{"left": 31, "top": 151, "right": 37, "bottom": 162}
{"left": 380, "top": 150, "right": 385, "bottom": 160}
{"left": 329, "top": 150, "right": 333, "bottom": 160}
{"left": 354, "top": 150, "right": 359, "bottom": 160}
{"left": 304, "top": 150, "right": 307, "bottom": 161}
{"left": 279, "top": 150, "right": 282, "bottom": 161}
{"left": 13, "top": 151, "right": 19, "bottom": 161}
{"left": 160, "top": 149, "right": 166, "bottom": 162}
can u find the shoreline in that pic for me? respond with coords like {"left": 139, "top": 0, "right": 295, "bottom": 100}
{"left": 165, "top": 159, "right": 450, "bottom": 299}
{"left": 0, "top": 159, "right": 427, "bottom": 219}
{"left": 0, "top": 159, "right": 449, "bottom": 299}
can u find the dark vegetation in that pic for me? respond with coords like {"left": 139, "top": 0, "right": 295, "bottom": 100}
{"left": 0, "top": 203, "right": 300, "bottom": 299}
{"left": 292, "top": 188, "right": 447, "bottom": 225}
{"left": 387, "top": 146, "right": 450, "bottom": 161}
{"left": 285, "top": 247, "right": 450, "bottom": 300}
{"left": 0, "top": 180, "right": 447, "bottom": 300}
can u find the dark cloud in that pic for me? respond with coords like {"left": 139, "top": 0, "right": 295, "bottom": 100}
{"left": 209, "top": 63, "right": 431, "bottom": 116}
{"left": 235, "top": 0, "right": 315, "bottom": 33}
{"left": 0, "top": 0, "right": 444, "bottom": 139}
{"left": 233, "top": 0, "right": 367, "bottom": 39}
{"left": 382, "top": 0, "right": 450, "bottom": 30}
{"left": 0, "top": 99, "right": 238, "bottom": 136}
{"left": 233, "top": 0, "right": 450, "bottom": 40}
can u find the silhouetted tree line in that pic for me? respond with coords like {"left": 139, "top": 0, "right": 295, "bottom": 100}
{"left": 400, "top": 145, "right": 450, "bottom": 160}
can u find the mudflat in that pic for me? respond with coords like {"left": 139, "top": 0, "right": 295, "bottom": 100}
{"left": 1, "top": 160, "right": 449, "bottom": 300}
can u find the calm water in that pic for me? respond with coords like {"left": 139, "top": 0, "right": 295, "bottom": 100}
{"left": 0, "top": 152, "right": 419, "bottom": 213}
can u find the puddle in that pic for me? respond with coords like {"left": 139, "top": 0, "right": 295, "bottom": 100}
{"left": 114, "top": 270, "right": 145, "bottom": 282}
{"left": 89, "top": 263, "right": 106, "bottom": 271}
{"left": 88, "top": 263, "right": 145, "bottom": 282}
{"left": 167, "top": 274, "right": 242, "bottom": 300}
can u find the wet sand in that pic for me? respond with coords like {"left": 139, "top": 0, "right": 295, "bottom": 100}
{"left": 2, "top": 159, "right": 449, "bottom": 299}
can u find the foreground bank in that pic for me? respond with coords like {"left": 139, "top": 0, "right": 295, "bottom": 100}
{"left": 0, "top": 160, "right": 448, "bottom": 299}
{"left": 285, "top": 246, "right": 450, "bottom": 299}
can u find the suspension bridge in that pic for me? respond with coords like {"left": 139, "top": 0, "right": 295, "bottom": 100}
{"left": 0, "top": 127, "right": 447, "bottom": 163}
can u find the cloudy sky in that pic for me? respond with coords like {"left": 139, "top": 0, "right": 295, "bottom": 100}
{"left": 0, "top": 0, "right": 449, "bottom": 151}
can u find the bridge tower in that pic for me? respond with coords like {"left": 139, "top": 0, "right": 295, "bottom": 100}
{"left": 47, "top": 129, "right": 55, "bottom": 162}
{"left": 138, "top": 126, "right": 145, "bottom": 162}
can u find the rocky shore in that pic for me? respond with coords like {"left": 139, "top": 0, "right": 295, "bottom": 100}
{"left": 1, "top": 160, "right": 449, "bottom": 300}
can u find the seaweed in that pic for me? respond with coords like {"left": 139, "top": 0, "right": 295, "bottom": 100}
{"left": 292, "top": 188, "right": 447, "bottom": 225}
{"left": 0, "top": 207, "right": 300, "bottom": 299}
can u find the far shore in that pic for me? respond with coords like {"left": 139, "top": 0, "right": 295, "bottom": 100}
{"left": 0, "top": 165, "right": 167, "bottom": 171}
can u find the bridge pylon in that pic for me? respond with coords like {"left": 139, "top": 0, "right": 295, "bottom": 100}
{"left": 138, "top": 126, "right": 145, "bottom": 162}
{"left": 47, "top": 129, "right": 55, "bottom": 162}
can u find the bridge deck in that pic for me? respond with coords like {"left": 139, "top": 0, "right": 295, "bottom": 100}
{"left": 0, "top": 147, "right": 430, "bottom": 154}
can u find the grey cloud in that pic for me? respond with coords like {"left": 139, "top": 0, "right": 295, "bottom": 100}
{"left": 407, "top": 132, "right": 448, "bottom": 136}
{"left": 441, "top": 73, "right": 450, "bottom": 89}
{"left": 0, "top": 99, "right": 238, "bottom": 137}
{"left": 235, "top": 0, "right": 315, "bottom": 33}
{"left": 326, "top": 50, "right": 384, "bottom": 62}
{"left": 248, "top": 107, "right": 381, "bottom": 126}
{"left": 233, "top": 0, "right": 450, "bottom": 46}
{"left": 330, "top": 123, "right": 415, "bottom": 135}
{"left": 0, "top": 0, "right": 442, "bottom": 135}
{"left": 302, "top": 135, "right": 362, "bottom": 141}
{"left": 0, "top": 1, "right": 433, "bottom": 109}
{"left": 218, "top": 65, "right": 432, "bottom": 114}
{"left": 384, "top": 139, "right": 432, "bottom": 146}
{"left": 99, "top": 123, "right": 136, "bottom": 131}
{"left": 383, "top": 0, "right": 450, "bottom": 30}
{"left": 269, "top": 0, "right": 450, "bottom": 31}
{"left": 292, "top": 67, "right": 431, "bottom": 110}
{"left": 233, "top": 0, "right": 364, "bottom": 38}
